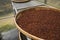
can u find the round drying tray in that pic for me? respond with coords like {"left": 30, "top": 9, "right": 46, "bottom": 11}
{"left": 12, "top": 0, "right": 31, "bottom": 3}
{"left": 14, "top": 6, "right": 60, "bottom": 40}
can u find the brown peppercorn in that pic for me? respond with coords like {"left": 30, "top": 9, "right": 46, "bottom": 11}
{"left": 16, "top": 7, "right": 60, "bottom": 40}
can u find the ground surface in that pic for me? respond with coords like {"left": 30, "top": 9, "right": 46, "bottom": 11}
{"left": 2, "top": 28, "right": 19, "bottom": 40}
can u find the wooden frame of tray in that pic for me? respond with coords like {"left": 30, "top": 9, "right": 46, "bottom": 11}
{"left": 12, "top": 0, "right": 31, "bottom": 3}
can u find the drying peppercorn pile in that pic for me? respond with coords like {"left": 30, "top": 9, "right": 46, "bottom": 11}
{"left": 16, "top": 7, "right": 60, "bottom": 40}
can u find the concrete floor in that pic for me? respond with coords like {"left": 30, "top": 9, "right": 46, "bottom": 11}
{"left": 2, "top": 28, "right": 19, "bottom": 40}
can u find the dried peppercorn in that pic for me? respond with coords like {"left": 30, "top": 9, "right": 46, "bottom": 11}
{"left": 16, "top": 7, "right": 60, "bottom": 40}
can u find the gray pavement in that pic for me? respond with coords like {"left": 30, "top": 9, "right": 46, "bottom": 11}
{"left": 2, "top": 28, "right": 19, "bottom": 40}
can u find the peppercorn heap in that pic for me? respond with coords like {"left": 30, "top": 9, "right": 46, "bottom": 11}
{"left": 16, "top": 7, "right": 60, "bottom": 40}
